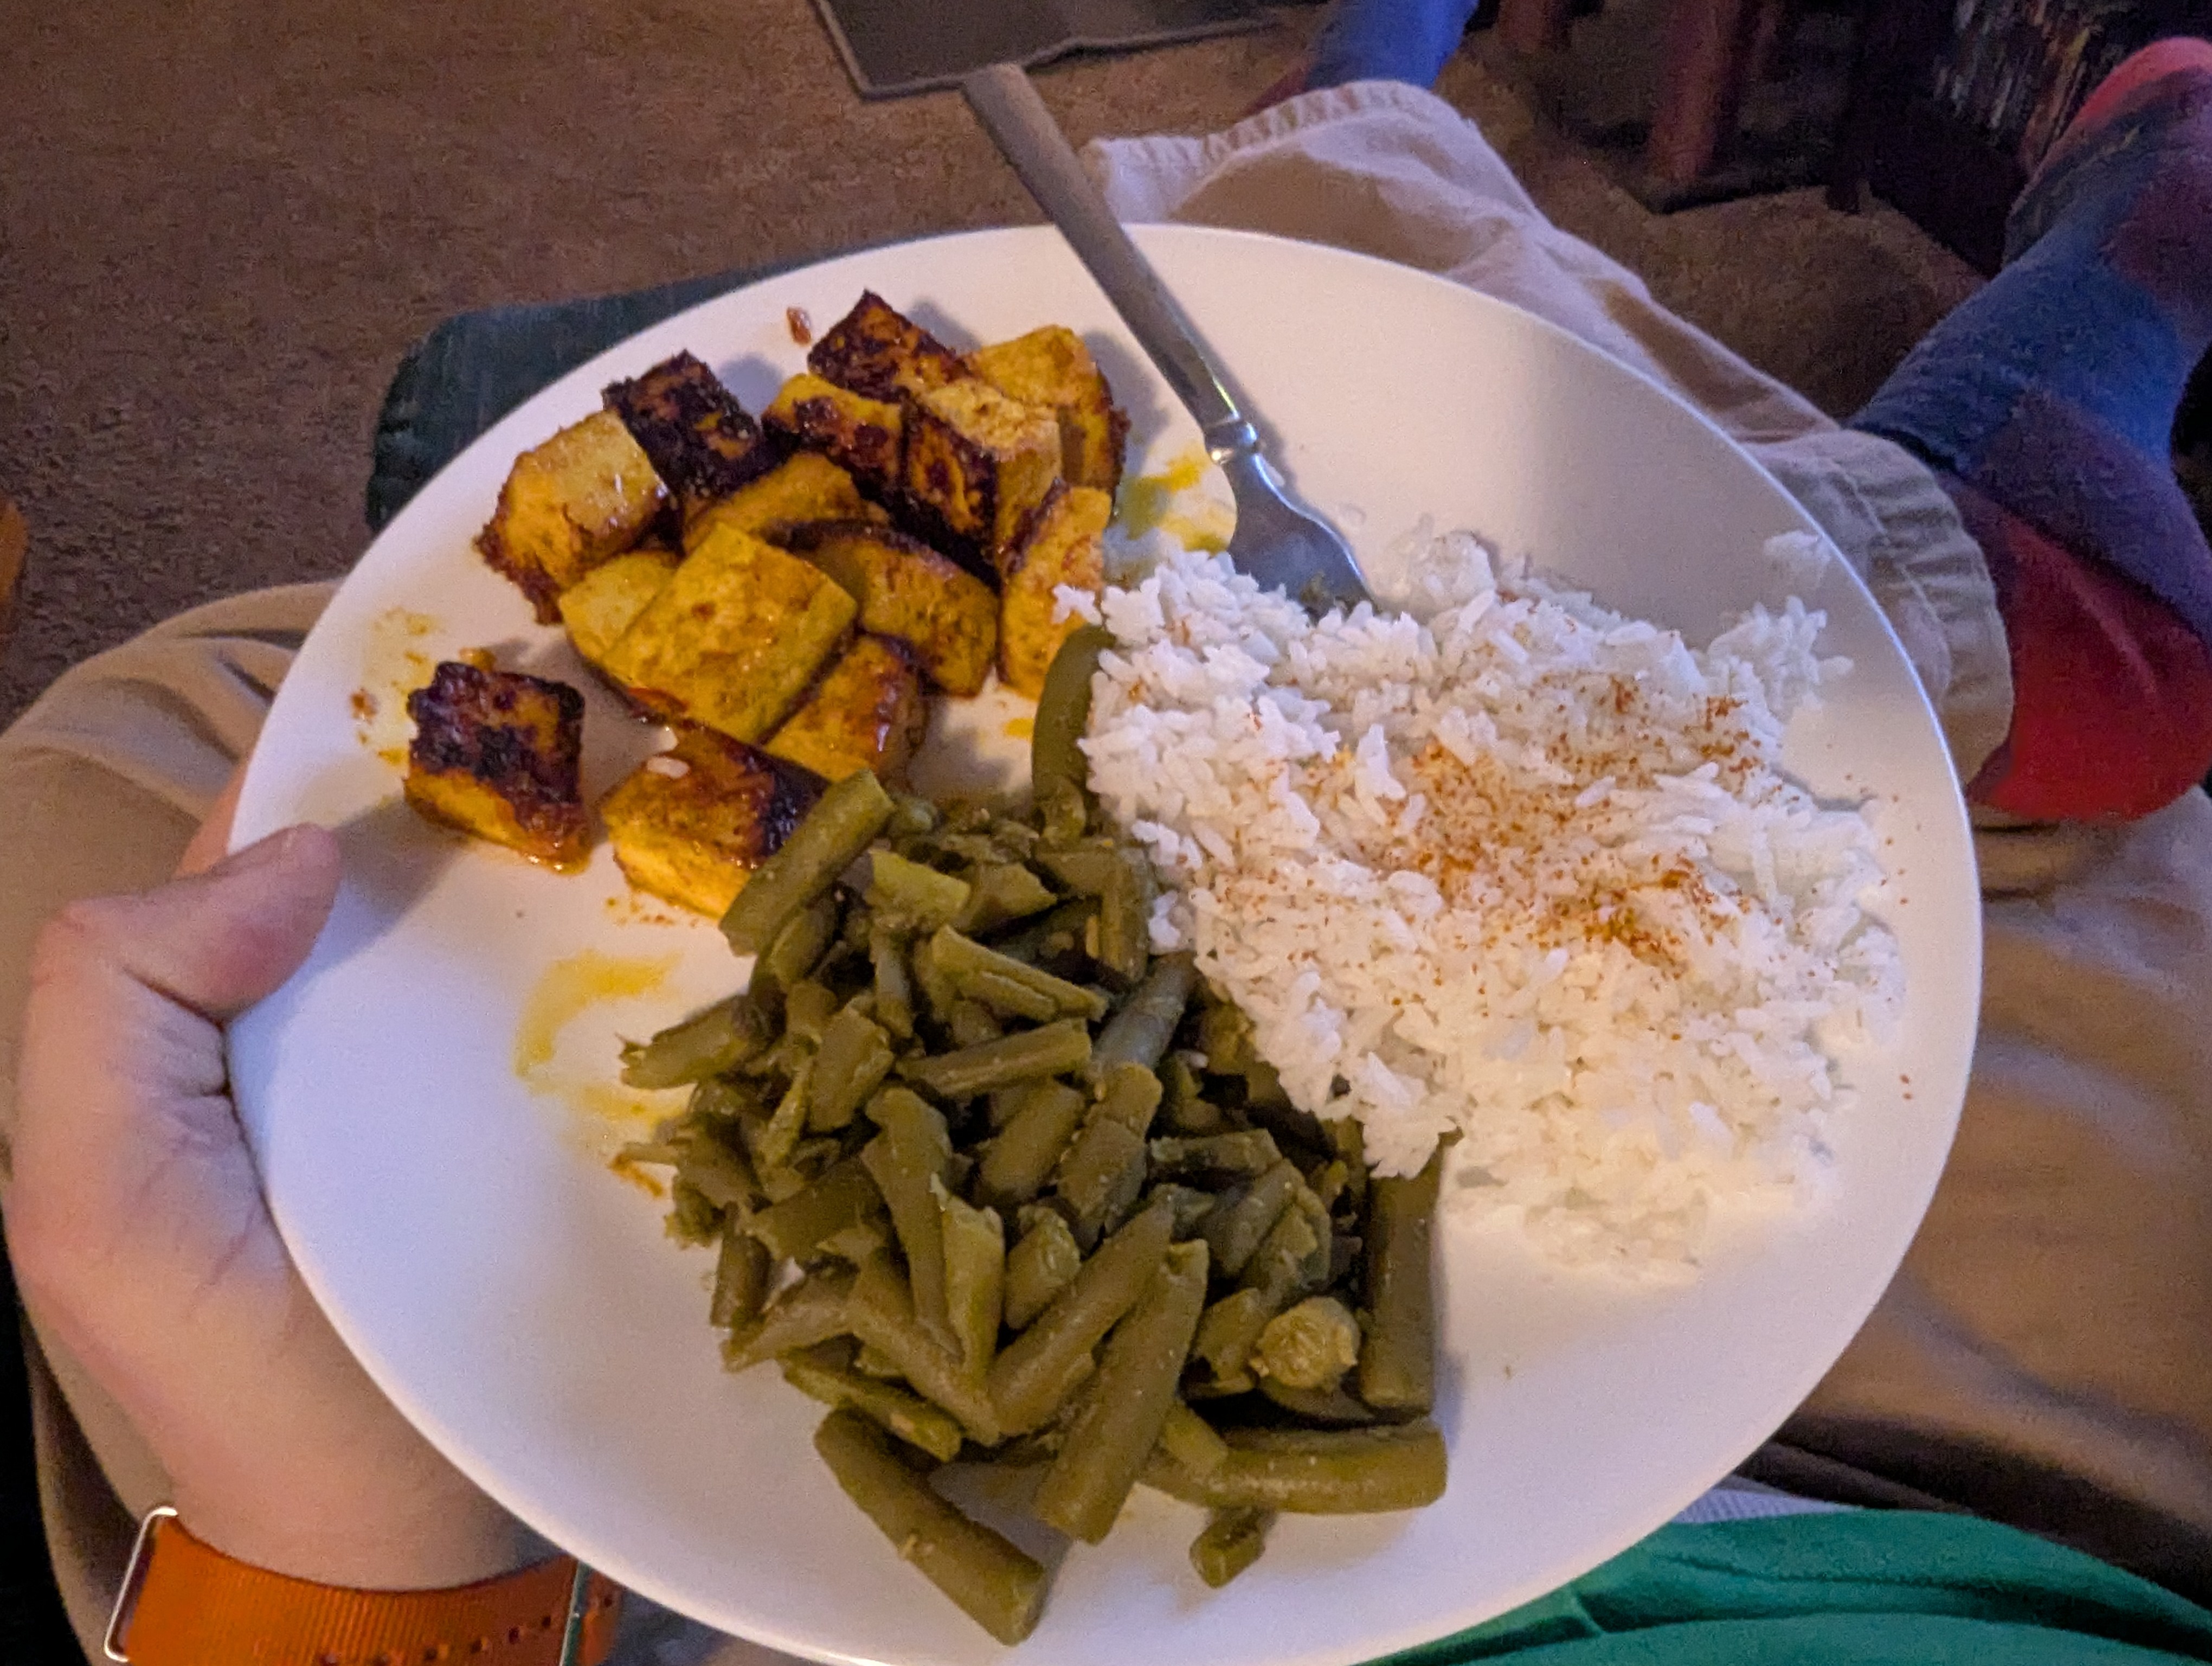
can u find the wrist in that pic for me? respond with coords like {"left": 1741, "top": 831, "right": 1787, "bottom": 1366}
{"left": 172, "top": 1472, "right": 530, "bottom": 1592}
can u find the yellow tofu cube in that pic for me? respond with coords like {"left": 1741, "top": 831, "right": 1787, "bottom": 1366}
{"left": 477, "top": 411, "right": 667, "bottom": 623}
{"left": 685, "top": 452, "right": 877, "bottom": 552}
{"left": 557, "top": 548, "right": 680, "bottom": 676}
{"left": 600, "top": 727, "right": 824, "bottom": 918}
{"left": 404, "top": 661, "right": 590, "bottom": 870}
{"left": 808, "top": 290, "right": 967, "bottom": 401}
{"left": 765, "top": 635, "right": 928, "bottom": 786}
{"left": 901, "top": 379, "right": 1062, "bottom": 554}
{"left": 763, "top": 373, "right": 904, "bottom": 496}
{"left": 996, "top": 483, "right": 1109, "bottom": 699}
{"left": 781, "top": 522, "right": 998, "bottom": 696}
{"left": 602, "top": 350, "right": 778, "bottom": 517}
{"left": 967, "top": 326, "right": 1129, "bottom": 496}
{"left": 602, "top": 522, "right": 857, "bottom": 742}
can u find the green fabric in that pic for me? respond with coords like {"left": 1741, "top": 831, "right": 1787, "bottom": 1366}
{"left": 1384, "top": 1514, "right": 2212, "bottom": 1665}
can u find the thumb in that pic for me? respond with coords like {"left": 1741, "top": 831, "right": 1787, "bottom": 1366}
{"left": 87, "top": 824, "right": 342, "bottom": 1022}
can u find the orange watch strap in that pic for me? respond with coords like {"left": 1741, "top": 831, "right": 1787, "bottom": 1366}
{"left": 115, "top": 1511, "right": 625, "bottom": 1665}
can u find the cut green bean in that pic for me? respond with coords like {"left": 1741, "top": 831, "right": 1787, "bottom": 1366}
{"left": 1035, "top": 844, "right": 1120, "bottom": 895}
{"left": 1003, "top": 1212, "right": 1082, "bottom": 1330}
{"left": 1359, "top": 1145, "right": 1442, "bottom": 1414}
{"left": 859, "top": 1088, "right": 955, "bottom": 1348}
{"left": 781, "top": 979, "right": 841, "bottom": 1045}
{"left": 1094, "top": 851, "right": 1152, "bottom": 987}
{"left": 1191, "top": 1507, "right": 1272, "bottom": 1588}
{"left": 1159, "top": 1402, "right": 1230, "bottom": 1477}
{"left": 808, "top": 1004, "right": 895, "bottom": 1131}
{"left": 665, "top": 1176, "right": 722, "bottom": 1246}
{"left": 1034, "top": 1239, "right": 1210, "bottom": 1542}
{"left": 710, "top": 1220, "right": 773, "bottom": 1330}
{"left": 847, "top": 1252, "right": 1000, "bottom": 1444}
{"left": 1053, "top": 1118, "right": 1147, "bottom": 1242}
{"left": 1257, "top": 1379, "right": 1379, "bottom": 1426}
{"left": 784, "top": 1351, "right": 966, "bottom": 1464}
{"left": 620, "top": 995, "right": 770, "bottom": 1088}
{"left": 870, "top": 929, "right": 916, "bottom": 1040}
{"left": 936, "top": 1181, "right": 1005, "bottom": 1376}
{"left": 755, "top": 1054, "right": 814, "bottom": 1174}
{"left": 897, "top": 1019, "right": 1092, "bottom": 1100}
{"left": 1159, "top": 1055, "right": 1228, "bottom": 1136}
{"left": 813, "top": 1410, "right": 1045, "bottom": 1645}
{"left": 1203, "top": 1161, "right": 1300, "bottom": 1280}
{"left": 1150, "top": 1131, "right": 1282, "bottom": 1181}
{"left": 867, "top": 850, "right": 972, "bottom": 932}
{"left": 975, "top": 1081, "right": 1086, "bottom": 1211}
{"left": 988, "top": 1199, "right": 1174, "bottom": 1434}
{"left": 909, "top": 931, "right": 960, "bottom": 1025}
{"left": 723, "top": 769, "right": 893, "bottom": 955}
{"left": 1086, "top": 954, "right": 1195, "bottom": 1083}
{"left": 1145, "top": 1183, "right": 1218, "bottom": 1238}
{"left": 1142, "top": 1421, "right": 1448, "bottom": 1515}
{"left": 755, "top": 894, "right": 840, "bottom": 1006}
{"left": 745, "top": 1156, "right": 887, "bottom": 1264}
{"left": 1190, "top": 1288, "right": 1272, "bottom": 1392}
{"left": 1246, "top": 1183, "right": 1332, "bottom": 1307}
{"left": 1031, "top": 623, "right": 1112, "bottom": 809}
{"left": 931, "top": 927, "right": 1109, "bottom": 1022}
{"left": 954, "top": 862, "right": 1057, "bottom": 935}
{"left": 946, "top": 999, "right": 1004, "bottom": 1048}
{"left": 664, "top": 1119, "right": 764, "bottom": 1212}
{"left": 957, "top": 967, "right": 1060, "bottom": 1023}
{"left": 1255, "top": 1296, "right": 1361, "bottom": 1391}
{"left": 723, "top": 1266, "right": 855, "bottom": 1371}
{"left": 1091, "top": 1063, "right": 1163, "bottom": 1135}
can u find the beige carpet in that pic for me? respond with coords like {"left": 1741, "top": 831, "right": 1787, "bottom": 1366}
{"left": 0, "top": 0, "right": 1980, "bottom": 726}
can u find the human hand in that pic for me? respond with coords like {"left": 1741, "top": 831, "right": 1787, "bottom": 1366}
{"left": 5, "top": 799, "right": 527, "bottom": 1590}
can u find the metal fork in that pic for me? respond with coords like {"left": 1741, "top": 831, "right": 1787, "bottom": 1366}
{"left": 962, "top": 64, "right": 1371, "bottom": 613}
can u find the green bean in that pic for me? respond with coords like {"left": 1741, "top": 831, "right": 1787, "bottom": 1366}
{"left": 710, "top": 1219, "right": 773, "bottom": 1330}
{"left": 897, "top": 1020, "right": 1092, "bottom": 1100}
{"left": 1031, "top": 623, "right": 1113, "bottom": 809}
{"left": 954, "top": 862, "right": 1057, "bottom": 935}
{"left": 1143, "top": 1183, "right": 1218, "bottom": 1238}
{"left": 1159, "top": 1401, "right": 1230, "bottom": 1476}
{"left": 808, "top": 1004, "right": 895, "bottom": 1131}
{"left": 909, "top": 931, "right": 961, "bottom": 1026}
{"left": 870, "top": 929, "right": 916, "bottom": 1040}
{"left": 1255, "top": 1296, "right": 1361, "bottom": 1391}
{"left": 858, "top": 1088, "right": 955, "bottom": 1348}
{"left": 1190, "top": 1288, "right": 1271, "bottom": 1392}
{"left": 723, "top": 768, "right": 893, "bottom": 955}
{"left": 890, "top": 793, "right": 939, "bottom": 838}
{"left": 1191, "top": 1507, "right": 1272, "bottom": 1588}
{"left": 755, "top": 1135, "right": 840, "bottom": 1203}
{"left": 1094, "top": 853, "right": 1152, "bottom": 987}
{"left": 1150, "top": 1131, "right": 1282, "bottom": 1181}
{"left": 1035, "top": 844, "right": 1121, "bottom": 895}
{"left": 665, "top": 1119, "right": 764, "bottom": 1212}
{"left": 847, "top": 1252, "right": 1001, "bottom": 1444}
{"left": 1002, "top": 1212, "right": 1082, "bottom": 1330}
{"left": 989, "top": 897, "right": 1096, "bottom": 976}
{"left": 988, "top": 1198, "right": 1174, "bottom": 1434}
{"left": 620, "top": 995, "right": 770, "bottom": 1088}
{"left": 1324, "top": 1117, "right": 1369, "bottom": 1210}
{"left": 665, "top": 1176, "right": 722, "bottom": 1246}
{"left": 867, "top": 849, "right": 972, "bottom": 932}
{"left": 975, "top": 1081, "right": 1086, "bottom": 1211}
{"left": 1246, "top": 1183, "right": 1332, "bottom": 1307}
{"left": 755, "top": 894, "right": 840, "bottom": 1007}
{"left": 781, "top": 979, "right": 841, "bottom": 1045}
{"left": 1091, "top": 1063, "right": 1163, "bottom": 1135}
{"left": 1053, "top": 1118, "right": 1148, "bottom": 1243}
{"left": 755, "top": 1055, "right": 814, "bottom": 1174}
{"left": 931, "top": 927, "right": 1109, "bottom": 1022}
{"left": 1086, "top": 954, "right": 1195, "bottom": 1084}
{"left": 723, "top": 1266, "right": 856, "bottom": 1371}
{"left": 783, "top": 1351, "right": 966, "bottom": 1464}
{"left": 1257, "top": 1379, "right": 1379, "bottom": 1426}
{"left": 1034, "top": 1239, "right": 1210, "bottom": 1542}
{"left": 745, "top": 1156, "right": 887, "bottom": 1264}
{"left": 937, "top": 1182, "right": 1005, "bottom": 1376}
{"left": 814, "top": 1412, "right": 1046, "bottom": 1648}
{"left": 1142, "top": 1421, "right": 1448, "bottom": 1515}
{"left": 1359, "top": 1145, "right": 1442, "bottom": 1414}
{"left": 854, "top": 1341, "right": 903, "bottom": 1378}
{"left": 946, "top": 999, "right": 1003, "bottom": 1048}
{"left": 1159, "top": 1055, "right": 1228, "bottom": 1136}
{"left": 957, "top": 968, "right": 1060, "bottom": 1023}
{"left": 1202, "top": 1161, "right": 1300, "bottom": 1279}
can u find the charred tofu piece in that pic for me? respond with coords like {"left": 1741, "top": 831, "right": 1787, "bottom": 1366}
{"left": 901, "top": 379, "right": 1062, "bottom": 555}
{"left": 779, "top": 521, "right": 998, "bottom": 696}
{"left": 685, "top": 452, "right": 878, "bottom": 553}
{"left": 807, "top": 291, "right": 967, "bottom": 401}
{"left": 404, "top": 661, "right": 589, "bottom": 869}
{"left": 602, "top": 351, "right": 779, "bottom": 516}
{"left": 764, "top": 635, "right": 928, "bottom": 785}
{"left": 762, "top": 373, "right": 903, "bottom": 497}
{"left": 997, "top": 483, "right": 1110, "bottom": 699}
{"left": 602, "top": 522, "right": 857, "bottom": 742}
{"left": 557, "top": 548, "right": 680, "bottom": 677}
{"left": 967, "top": 326, "right": 1129, "bottom": 496}
{"left": 477, "top": 412, "right": 667, "bottom": 624}
{"left": 601, "top": 727, "right": 823, "bottom": 918}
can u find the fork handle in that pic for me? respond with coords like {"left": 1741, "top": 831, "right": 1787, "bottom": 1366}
{"left": 962, "top": 63, "right": 1257, "bottom": 463}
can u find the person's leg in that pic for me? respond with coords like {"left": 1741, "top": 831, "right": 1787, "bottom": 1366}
{"left": 1304, "top": 0, "right": 1483, "bottom": 91}
{"left": 1852, "top": 38, "right": 2212, "bottom": 823}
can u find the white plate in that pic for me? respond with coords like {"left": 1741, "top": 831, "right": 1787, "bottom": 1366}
{"left": 229, "top": 225, "right": 1977, "bottom": 1666}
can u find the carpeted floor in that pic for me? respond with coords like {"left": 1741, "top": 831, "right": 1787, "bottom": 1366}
{"left": 0, "top": 0, "right": 1982, "bottom": 730}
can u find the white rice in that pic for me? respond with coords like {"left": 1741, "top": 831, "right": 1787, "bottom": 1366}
{"left": 1083, "top": 529, "right": 1901, "bottom": 1270}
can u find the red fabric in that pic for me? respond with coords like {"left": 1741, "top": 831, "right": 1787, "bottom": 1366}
{"left": 2065, "top": 36, "right": 2212, "bottom": 140}
{"left": 1951, "top": 479, "right": 2212, "bottom": 821}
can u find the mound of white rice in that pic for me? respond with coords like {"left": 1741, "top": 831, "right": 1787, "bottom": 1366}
{"left": 1081, "top": 531, "right": 1900, "bottom": 1269}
